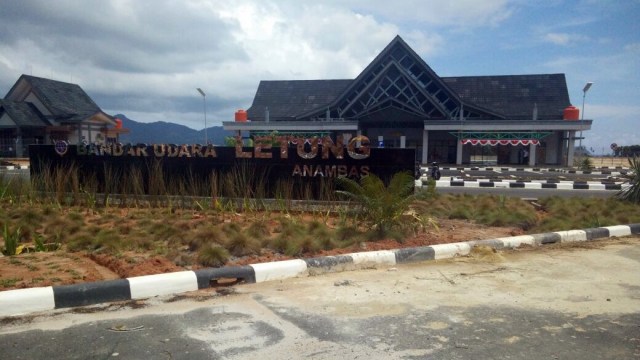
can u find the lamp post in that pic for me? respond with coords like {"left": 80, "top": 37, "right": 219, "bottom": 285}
{"left": 196, "top": 88, "right": 208, "bottom": 144}
{"left": 579, "top": 81, "right": 593, "bottom": 156}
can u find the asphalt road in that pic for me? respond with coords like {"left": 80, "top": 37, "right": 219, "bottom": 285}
{"left": 1, "top": 237, "right": 639, "bottom": 359}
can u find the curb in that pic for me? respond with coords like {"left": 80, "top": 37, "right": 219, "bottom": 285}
{"left": 430, "top": 179, "right": 629, "bottom": 191}
{"left": 1, "top": 223, "right": 639, "bottom": 317}
{"left": 437, "top": 166, "right": 629, "bottom": 175}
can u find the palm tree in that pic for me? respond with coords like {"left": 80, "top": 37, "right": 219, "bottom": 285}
{"left": 617, "top": 156, "right": 640, "bottom": 203}
{"left": 336, "top": 172, "right": 416, "bottom": 239}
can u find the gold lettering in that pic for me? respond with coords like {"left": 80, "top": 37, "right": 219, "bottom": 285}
{"left": 292, "top": 164, "right": 302, "bottom": 176}
{"left": 235, "top": 136, "right": 252, "bottom": 158}
{"left": 126, "top": 145, "right": 136, "bottom": 156}
{"left": 103, "top": 144, "right": 112, "bottom": 155}
{"left": 313, "top": 165, "right": 324, "bottom": 177}
{"left": 113, "top": 143, "right": 124, "bottom": 156}
{"left": 153, "top": 144, "right": 165, "bottom": 157}
{"left": 192, "top": 144, "right": 203, "bottom": 157}
{"left": 347, "top": 136, "right": 370, "bottom": 160}
{"left": 303, "top": 165, "right": 313, "bottom": 176}
{"left": 137, "top": 145, "right": 149, "bottom": 157}
{"left": 178, "top": 144, "right": 191, "bottom": 157}
{"left": 324, "top": 165, "right": 337, "bottom": 177}
{"left": 203, "top": 144, "right": 217, "bottom": 157}
{"left": 296, "top": 137, "right": 318, "bottom": 159}
{"left": 321, "top": 135, "right": 344, "bottom": 159}
{"left": 276, "top": 136, "right": 289, "bottom": 159}
{"left": 87, "top": 144, "right": 98, "bottom": 156}
{"left": 167, "top": 144, "right": 179, "bottom": 157}
{"left": 338, "top": 165, "right": 348, "bottom": 177}
{"left": 360, "top": 165, "right": 370, "bottom": 176}
{"left": 254, "top": 136, "right": 272, "bottom": 159}
{"left": 348, "top": 166, "right": 360, "bottom": 177}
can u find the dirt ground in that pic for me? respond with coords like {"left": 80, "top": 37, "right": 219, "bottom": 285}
{"left": 0, "top": 219, "right": 520, "bottom": 291}
{"left": 589, "top": 157, "right": 630, "bottom": 168}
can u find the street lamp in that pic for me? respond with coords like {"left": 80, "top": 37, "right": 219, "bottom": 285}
{"left": 579, "top": 81, "right": 593, "bottom": 156}
{"left": 196, "top": 88, "right": 208, "bottom": 144}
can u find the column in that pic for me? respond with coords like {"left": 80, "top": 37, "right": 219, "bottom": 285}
{"left": 529, "top": 142, "right": 536, "bottom": 166}
{"left": 15, "top": 136, "right": 23, "bottom": 158}
{"left": 421, "top": 130, "right": 429, "bottom": 164}
{"left": 567, "top": 131, "right": 576, "bottom": 167}
{"left": 456, "top": 139, "right": 463, "bottom": 165}
{"left": 400, "top": 135, "right": 406, "bottom": 149}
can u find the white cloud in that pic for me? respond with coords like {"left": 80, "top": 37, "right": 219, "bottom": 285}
{"left": 624, "top": 42, "right": 640, "bottom": 52}
{"left": 582, "top": 104, "right": 640, "bottom": 150}
{"left": 341, "top": 0, "right": 514, "bottom": 27}
{"left": 542, "top": 32, "right": 589, "bottom": 46}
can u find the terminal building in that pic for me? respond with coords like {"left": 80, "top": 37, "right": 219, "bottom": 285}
{"left": 224, "top": 35, "right": 590, "bottom": 166}
{"left": 0, "top": 75, "right": 126, "bottom": 157}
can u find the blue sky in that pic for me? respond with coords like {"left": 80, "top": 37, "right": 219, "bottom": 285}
{"left": 0, "top": 0, "right": 638, "bottom": 153}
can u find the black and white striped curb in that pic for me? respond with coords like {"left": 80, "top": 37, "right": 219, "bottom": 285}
{"left": 1, "top": 223, "right": 638, "bottom": 317}
{"left": 437, "top": 166, "right": 629, "bottom": 175}
{"left": 427, "top": 179, "right": 630, "bottom": 191}
{"left": 0, "top": 165, "right": 29, "bottom": 170}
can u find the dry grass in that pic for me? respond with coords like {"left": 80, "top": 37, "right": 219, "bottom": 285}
{"left": 590, "top": 157, "right": 630, "bottom": 168}
{"left": 2, "top": 165, "right": 640, "bottom": 270}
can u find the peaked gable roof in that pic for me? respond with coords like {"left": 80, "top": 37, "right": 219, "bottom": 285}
{"left": 311, "top": 35, "right": 500, "bottom": 121}
{"left": 4, "top": 75, "right": 113, "bottom": 124}
{"left": 246, "top": 35, "right": 570, "bottom": 122}
{"left": 0, "top": 100, "right": 51, "bottom": 127}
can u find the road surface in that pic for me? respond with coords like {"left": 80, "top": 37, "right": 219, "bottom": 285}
{"left": 1, "top": 237, "right": 639, "bottom": 359}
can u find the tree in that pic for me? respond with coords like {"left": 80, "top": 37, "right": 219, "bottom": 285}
{"left": 617, "top": 156, "right": 640, "bottom": 203}
{"left": 336, "top": 172, "right": 416, "bottom": 239}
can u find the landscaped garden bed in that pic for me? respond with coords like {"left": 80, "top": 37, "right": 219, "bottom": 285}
{"left": 2, "top": 163, "right": 640, "bottom": 291}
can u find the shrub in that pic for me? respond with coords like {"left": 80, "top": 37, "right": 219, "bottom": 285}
{"left": 617, "top": 156, "right": 640, "bottom": 203}
{"left": 246, "top": 220, "right": 270, "bottom": 241}
{"left": 188, "top": 226, "right": 224, "bottom": 251}
{"left": 336, "top": 172, "right": 416, "bottom": 239}
{"left": 578, "top": 156, "right": 594, "bottom": 171}
{"left": 225, "top": 232, "right": 261, "bottom": 257}
{"left": 2, "top": 223, "right": 21, "bottom": 256}
{"left": 197, "top": 245, "right": 229, "bottom": 267}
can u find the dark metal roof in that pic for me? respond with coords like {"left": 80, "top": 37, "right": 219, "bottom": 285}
{"left": 5, "top": 75, "right": 107, "bottom": 123}
{"left": 248, "top": 74, "right": 570, "bottom": 121}
{"left": 0, "top": 100, "right": 50, "bottom": 127}
{"left": 247, "top": 79, "right": 352, "bottom": 120}
{"left": 245, "top": 37, "right": 570, "bottom": 122}
{"left": 442, "top": 74, "right": 570, "bottom": 120}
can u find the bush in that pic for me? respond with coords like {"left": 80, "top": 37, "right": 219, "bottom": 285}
{"left": 336, "top": 172, "right": 416, "bottom": 239}
{"left": 225, "top": 232, "right": 261, "bottom": 257}
{"left": 197, "top": 245, "right": 229, "bottom": 267}
{"left": 2, "top": 223, "right": 21, "bottom": 256}
{"left": 617, "top": 156, "right": 640, "bottom": 203}
{"left": 579, "top": 156, "right": 594, "bottom": 171}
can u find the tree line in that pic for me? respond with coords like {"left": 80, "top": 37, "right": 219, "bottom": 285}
{"left": 613, "top": 145, "right": 640, "bottom": 157}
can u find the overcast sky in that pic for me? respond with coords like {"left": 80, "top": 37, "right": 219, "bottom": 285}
{"left": 1, "top": 0, "right": 638, "bottom": 152}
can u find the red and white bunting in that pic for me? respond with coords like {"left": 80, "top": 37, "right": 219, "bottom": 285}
{"left": 461, "top": 139, "right": 539, "bottom": 146}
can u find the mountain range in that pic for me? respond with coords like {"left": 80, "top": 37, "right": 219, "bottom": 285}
{"left": 115, "top": 114, "right": 233, "bottom": 145}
